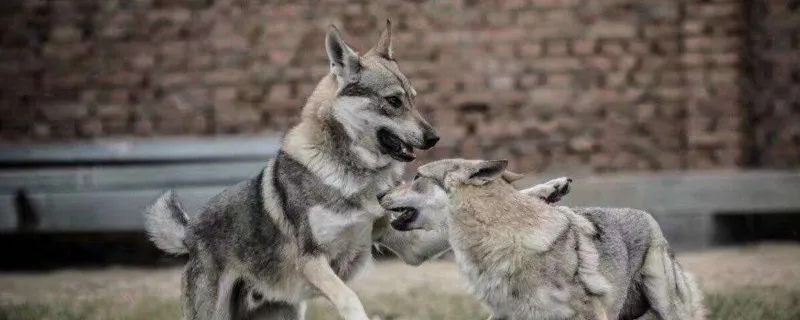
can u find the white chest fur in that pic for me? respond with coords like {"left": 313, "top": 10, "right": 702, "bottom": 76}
{"left": 308, "top": 205, "right": 375, "bottom": 257}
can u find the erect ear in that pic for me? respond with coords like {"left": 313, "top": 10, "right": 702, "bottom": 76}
{"left": 501, "top": 170, "right": 525, "bottom": 183}
{"left": 370, "top": 19, "right": 393, "bottom": 60}
{"left": 326, "top": 25, "right": 361, "bottom": 85}
{"left": 465, "top": 160, "right": 509, "bottom": 186}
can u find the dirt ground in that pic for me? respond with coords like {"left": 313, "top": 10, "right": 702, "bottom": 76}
{"left": 1, "top": 242, "right": 799, "bottom": 308}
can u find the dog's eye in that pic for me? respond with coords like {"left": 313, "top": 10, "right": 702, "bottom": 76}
{"left": 385, "top": 96, "right": 402, "bottom": 108}
{"left": 413, "top": 174, "right": 420, "bottom": 180}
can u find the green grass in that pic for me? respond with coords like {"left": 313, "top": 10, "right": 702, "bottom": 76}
{"left": 704, "top": 287, "right": 800, "bottom": 320}
{"left": 1, "top": 287, "right": 798, "bottom": 320}
{"left": 0, "top": 297, "right": 180, "bottom": 320}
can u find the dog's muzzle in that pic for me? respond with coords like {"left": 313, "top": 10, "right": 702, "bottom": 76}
{"left": 421, "top": 130, "right": 440, "bottom": 150}
{"left": 377, "top": 128, "right": 417, "bottom": 162}
{"left": 388, "top": 207, "right": 419, "bottom": 231}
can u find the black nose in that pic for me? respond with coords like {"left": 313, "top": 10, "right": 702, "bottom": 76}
{"left": 377, "top": 191, "right": 388, "bottom": 201}
{"left": 421, "top": 131, "right": 440, "bottom": 150}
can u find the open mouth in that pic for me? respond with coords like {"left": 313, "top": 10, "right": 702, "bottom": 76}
{"left": 388, "top": 207, "right": 419, "bottom": 230}
{"left": 545, "top": 183, "right": 570, "bottom": 204}
{"left": 377, "top": 128, "right": 416, "bottom": 162}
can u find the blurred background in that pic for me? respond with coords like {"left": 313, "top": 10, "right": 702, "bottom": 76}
{"left": 0, "top": 0, "right": 798, "bottom": 319}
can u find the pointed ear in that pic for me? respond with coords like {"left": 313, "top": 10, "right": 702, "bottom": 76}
{"left": 466, "top": 160, "right": 509, "bottom": 185}
{"left": 370, "top": 19, "right": 393, "bottom": 60}
{"left": 501, "top": 170, "right": 525, "bottom": 183}
{"left": 326, "top": 25, "right": 360, "bottom": 84}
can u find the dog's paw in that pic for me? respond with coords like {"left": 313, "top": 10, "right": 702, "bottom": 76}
{"left": 544, "top": 177, "right": 572, "bottom": 204}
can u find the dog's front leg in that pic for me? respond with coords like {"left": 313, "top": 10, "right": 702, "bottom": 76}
{"left": 302, "top": 256, "right": 369, "bottom": 320}
{"left": 211, "top": 271, "right": 238, "bottom": 320}
{"left": 591, "top": 297, "right": 609, "bottom": 320}
{"left": 374, "top": 226, "right": 451, "bottom": 266}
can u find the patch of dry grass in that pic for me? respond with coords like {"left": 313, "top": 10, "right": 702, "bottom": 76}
{"left": 2, "top": 287, "right": 800, "bottom": 320}
{"left": 2, "top": 243, "right": 799, "bottom": 319}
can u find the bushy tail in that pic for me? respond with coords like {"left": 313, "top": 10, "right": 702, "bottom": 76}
{"left": 641, "top": 212, "right": 707, "bottom": 320}
{"left": 683, "top": 268, "right": 708, "bottom": 320}
{"left": 144, "top": 191, "right": 191, "bottom": 255}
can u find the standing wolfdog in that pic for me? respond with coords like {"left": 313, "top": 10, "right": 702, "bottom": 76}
{"left": 379, "top": 159, "right": 707, "bottom": 320}
{"left": 144, "top": 21, "right": 450, "bottom": 320}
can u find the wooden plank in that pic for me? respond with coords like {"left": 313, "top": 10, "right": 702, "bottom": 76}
{"left": 0, "top": 136, "right": 281, "bottom": 165}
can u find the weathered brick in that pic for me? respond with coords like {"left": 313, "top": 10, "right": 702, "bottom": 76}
{"left": 644, "top": 25, "right": 679, "bottom": 39}
{"left": 687, "top": 3, "right": 741, "bottom": 19}
{"left": 600, "top": 41, "right": 626, "bottom": 56}
{"left": 158, "top": 73, "right": 191, "bottom": 88}
{"left": 685, "top": 36, "right": 740, "bottom": 53}
{"left": 518, "top": 43, "right": 543, "bottom": 57}
{"left": 211, "top": 36, "right": 249, "bottom": 52}
{"left": 572, "top": 39, "right": 596, "bottom": 55}
{"left": 587, "top": 22, "right": 636, "bottom": 39}
{"left": 489, "top": 76, "right": 514, "bottom": 90}
{"left": 204, "top": 69, "right": 245, "bottom": 85}
{"left": 267, "top": 84, "right": 292, "bottom": 103}
{"left": 0, "top": 0, "right": 780, "bottom": 173}
{"left": 79, "top": 118, "right": 104, "bottom": 137}
{"left": 681, "top": 53, "right": 706, "bottom": 67}
{"left": 546, "top": 40, "right": 569, "bottom": 56}
{"left": 96, "top": 104, "right": 129, "bottom": 119}
{"left": 585, "top": 57, "right": 612, "bottom": 71}
{"left": 40, "top": 104, "right": 88, "bottom": 121}
{"left": 531, "top": 57, "right": 581, "bottom": 71}
{"left": 529, "top": 88, "right": 572, "bottom": 105}
{"left": 132, "top": 53, "right": 155, "bottom": 70}
{"left": 50, "top": 25, "right": 82, "bottom": 43}
{"left": 214, "top": 87, "right": 238, "bottom": 103}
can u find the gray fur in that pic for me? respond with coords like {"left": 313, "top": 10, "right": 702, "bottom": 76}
{"left": 380, "top": 159, "right": 706, "bottom": 320}
{"left": 574, "top": 207, "right": 706, "bottom": 320}
{"left": 144, "top": 190, "right": 190, "bottom": 255}
{"left": 143, "top": 21, "right": 450, "bottom": 320}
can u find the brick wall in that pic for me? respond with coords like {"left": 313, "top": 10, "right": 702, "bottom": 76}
{"left": 742, "top": 0, "right": 800, "bottom": 169}
{"left": 0, "top": 0, "right": 796, "bottom": 172}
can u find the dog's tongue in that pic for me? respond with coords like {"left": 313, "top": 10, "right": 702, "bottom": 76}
{"left": 401, "top": 145, "right": 415, "bottom": 159}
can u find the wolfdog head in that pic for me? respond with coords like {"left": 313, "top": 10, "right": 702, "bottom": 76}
{"left": 320, "top": 21, "right": 438, "bottom": 164}
{"left": 378, "top": 159, "right": 523, "bottom": 231}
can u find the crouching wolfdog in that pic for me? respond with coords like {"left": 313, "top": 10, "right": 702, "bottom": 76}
{"left": 379, "top": 159, "right": 707, "bottom": 320}
{"left": 143, "top": 21, "right": 451, "bottom": 320}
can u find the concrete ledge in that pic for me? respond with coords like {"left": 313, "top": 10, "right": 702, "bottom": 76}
{"left": 0, "top": 161, "right": 266, "bottom": 192}
{"left": 16, "top": 187, "right": 225, "bottom": 232}
{"left": 0, "top": 136, "right": 281, "bottom": 165}
{"left": 518, "top": 170, "right": 800, "bottom": 214}
{"left": 0, "top": 136, "right": 280, "bottom": 231}
{"left": 0, "top": 195, "right": 16, "bottom": 232}
{"left": 2, "top": 159, "right": 799, "bottom": 249}
{"left": 518, "top": 170, "right": 800, "bottom": 250}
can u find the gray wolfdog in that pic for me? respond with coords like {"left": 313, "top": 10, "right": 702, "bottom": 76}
{"left": 144, "top": 21, "right": 453, "bottom": 320}
{"left": 379, "top": 159, "right": 707, "bottom": 320}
